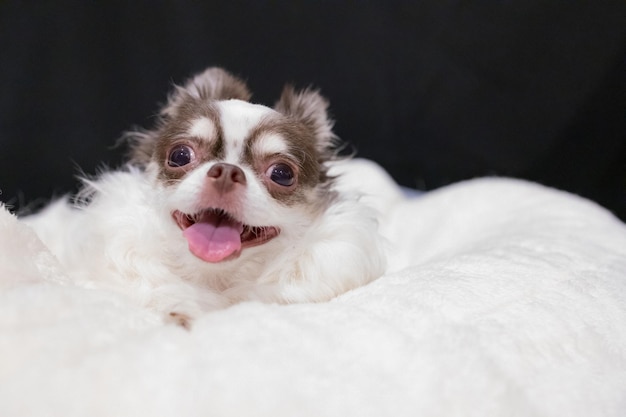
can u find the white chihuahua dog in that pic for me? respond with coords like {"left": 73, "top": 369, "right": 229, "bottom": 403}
{"left": 24, "top": 68, "right": 386, "bottom": 327}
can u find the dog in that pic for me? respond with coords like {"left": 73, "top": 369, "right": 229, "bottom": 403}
{"left": 24, "top": 67, "right": 386, "bottom": 328}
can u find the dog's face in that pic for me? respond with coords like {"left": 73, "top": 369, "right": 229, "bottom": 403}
{"left": 128, "top": 68, "right": 338, "bottom": 264}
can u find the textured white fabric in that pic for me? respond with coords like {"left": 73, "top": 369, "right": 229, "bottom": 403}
{"left": 1, "top": 159, "right": 626, "bottom": 417}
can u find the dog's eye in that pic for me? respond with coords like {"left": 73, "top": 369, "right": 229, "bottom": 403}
{"left": 267, "top": 163, "right": 295, "bottom": 186}
{"left": 168, "top": 145, "right": 194, "bottom": 167}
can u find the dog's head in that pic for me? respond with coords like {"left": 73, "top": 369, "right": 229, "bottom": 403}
{"left": 127, "top": 68, "right": 340, "bottom": 264}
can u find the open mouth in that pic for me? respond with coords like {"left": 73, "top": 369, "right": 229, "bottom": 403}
{"left": 172, "top": 208, "right": 280, "bottom": 263}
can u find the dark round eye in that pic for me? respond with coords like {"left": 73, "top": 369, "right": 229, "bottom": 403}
{"left": 168, "top": 145, "right": 194, "bottom": 167}
{"left": 267, "top": 163, "right": 295, "bottom": 186}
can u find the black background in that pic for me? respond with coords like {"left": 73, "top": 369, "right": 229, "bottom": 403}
{"left": 1, "top": 1, "right": 625, "bottom": 219}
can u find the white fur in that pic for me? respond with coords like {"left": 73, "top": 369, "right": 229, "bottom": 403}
{"left": 253, "top": 133, "right": 289, "bottom": 155}
{"left": 217, "top": 100, "right": 277, "bottom": 163}
{"left": 189, "top": 117, "right": 217, "bottom": 141}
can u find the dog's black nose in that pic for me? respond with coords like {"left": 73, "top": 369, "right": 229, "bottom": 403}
{"left": 207, "top": 163, "right": 247, "bottom": 191}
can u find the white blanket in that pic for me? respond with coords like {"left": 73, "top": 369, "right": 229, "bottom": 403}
{"left": 1, "top": 160, "right": 626, "bottom": 417}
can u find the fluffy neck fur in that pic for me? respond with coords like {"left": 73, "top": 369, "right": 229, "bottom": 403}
{"left": 26, "top": 163, "right": 385, "bottom": 316}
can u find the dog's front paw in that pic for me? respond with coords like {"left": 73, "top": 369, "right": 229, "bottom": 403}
{"left": 167, "top": 311, "right": 193, "bottom": 330}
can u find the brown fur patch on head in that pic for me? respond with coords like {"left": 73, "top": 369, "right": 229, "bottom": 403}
{"left": 244, "top": 118, "right": 323, "bottom": 190}
{"left": 125, "top": 68, "right": 250, "bottom": 166}
{"left": 234, "top": 117, "right": 318, "bottom": 207}
{"left": 154, "top": 102, "right": 225, "bottom": 183}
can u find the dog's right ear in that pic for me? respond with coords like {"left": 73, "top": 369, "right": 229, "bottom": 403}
{"left": 161, "top": 67, "right": 252, "bottom": 118}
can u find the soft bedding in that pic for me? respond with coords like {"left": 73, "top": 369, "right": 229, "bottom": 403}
{"left": 1, "top": 159, "right": 625, "bottom": 416}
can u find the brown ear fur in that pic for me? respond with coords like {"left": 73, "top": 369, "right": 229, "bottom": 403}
{"left": 274, "top": 86, "right": 337, "bottom": 157}
{"left": 161, "top": 67, "right": 251, "bottom": 118}
{"left": 125, "top": 68, "right": 251, "bottom": 166}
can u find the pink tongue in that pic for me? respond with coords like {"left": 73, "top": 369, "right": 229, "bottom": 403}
{"left": 182, "top": 217, "right": 244, "bottom": 263}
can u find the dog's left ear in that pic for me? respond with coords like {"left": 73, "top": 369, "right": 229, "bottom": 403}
{"left": 274, "top": 86, "right": 336, "bottom": 155}
{"left": 162, "top": 67, "right": 252, "bottom": 118}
